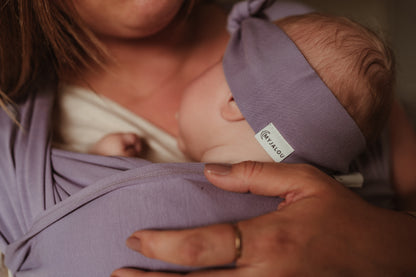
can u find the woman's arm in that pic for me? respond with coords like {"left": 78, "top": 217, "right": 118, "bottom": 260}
{"left": 390, "top": 100, "right": 416, "bottom": 210}
{"left": 112, "top": 162, "right": 416, "bottom": 277}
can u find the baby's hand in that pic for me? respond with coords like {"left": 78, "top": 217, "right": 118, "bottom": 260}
{"left": 89, "top": 132, "right": 143, "bottom": 157}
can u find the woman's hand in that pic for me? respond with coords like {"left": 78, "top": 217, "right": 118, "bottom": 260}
{"left": 112, "top": 162, "right": 416, "bottom": 277}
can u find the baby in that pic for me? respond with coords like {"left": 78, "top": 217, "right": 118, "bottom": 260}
{"left": 90, "top": 12, "right": 394, "bottom": 174}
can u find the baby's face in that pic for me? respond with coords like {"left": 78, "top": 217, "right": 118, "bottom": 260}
{"left": 177, "top": 62, "right": 231, "bottom": 161}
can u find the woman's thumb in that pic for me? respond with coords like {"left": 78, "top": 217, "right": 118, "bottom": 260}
{"left": 204, "top": 161, "right": 334, "bottom": 200}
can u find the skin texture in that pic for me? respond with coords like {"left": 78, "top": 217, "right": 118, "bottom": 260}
{"left": 176, "top": 62, "right": 270, "bottom": 163}
{"left": 69, "top": 1, "right": 230, "bottom": 137}
{"left": 176, "top": 62, "right": 231, "bottom": 161}
{"left": 72, "top": 0, "right": 185, "bottom": 38}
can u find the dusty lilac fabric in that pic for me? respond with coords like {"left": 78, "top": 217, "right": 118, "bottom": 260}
{"left": 223, "top": 0, "right": 366, "bottom": 173}
{"left": 1, "top": 89, "right": 281, "bottom": 276}
{"left": 0, "top": 1, "right": 394, "bottom": 277}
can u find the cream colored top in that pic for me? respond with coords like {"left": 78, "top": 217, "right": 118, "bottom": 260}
{"left": 53, "top": 85, "right": 190, "bottom": 163}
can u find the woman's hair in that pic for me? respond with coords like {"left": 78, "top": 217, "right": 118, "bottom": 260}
{"left": 0, "top": 0, "right": 199, "bottom": 119}
{"left": 277, "top": 13, "right": 396, "bottom": 143}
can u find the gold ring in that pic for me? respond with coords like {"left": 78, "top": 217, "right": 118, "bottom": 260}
{"left": 232, "top": 223, "right": 242, "bottom": 261}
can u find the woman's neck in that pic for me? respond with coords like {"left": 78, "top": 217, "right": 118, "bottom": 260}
{"left": 68, "top": 3, "right": 229, "bottom": 137}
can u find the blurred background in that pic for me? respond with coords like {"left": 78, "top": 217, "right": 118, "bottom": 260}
{"left": 220, "top": 0, "right": 416, "bottom": 126}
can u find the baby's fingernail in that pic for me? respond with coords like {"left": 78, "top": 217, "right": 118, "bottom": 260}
{"left": 205, "top": 163, "right": 232, "bottom": 176}
{"left": 126, "top": 236, "right": 141, "bottom": 252}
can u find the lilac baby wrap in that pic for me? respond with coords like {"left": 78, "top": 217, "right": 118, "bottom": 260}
{"left": 0, "top": 1, "right": 394, "bottom": 276}
{"left": 0, "top": 90, "right": 280, "bottom": 276}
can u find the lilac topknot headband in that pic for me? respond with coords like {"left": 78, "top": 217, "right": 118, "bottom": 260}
{"left": 223, "top": 0, "right": 366, "bottom": 173}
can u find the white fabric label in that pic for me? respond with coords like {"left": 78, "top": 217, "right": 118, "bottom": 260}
{"left": 255, "top": 123, "right": 294, "bottom": 162}
{"left": 332, "top": 172, "right": 364, "bottom": 188}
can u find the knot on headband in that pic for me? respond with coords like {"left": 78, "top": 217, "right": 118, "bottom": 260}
{"left": 223, "top": 0, "right": 366, "bottom": 173}
{"left": 227, "top": 0, "right": 274, "bottom": 33}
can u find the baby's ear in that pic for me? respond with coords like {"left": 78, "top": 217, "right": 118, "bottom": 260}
{"left": 220, "top": 92, "right": 245, "bottom": 122}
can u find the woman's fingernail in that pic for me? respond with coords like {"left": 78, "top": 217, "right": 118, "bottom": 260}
{"left": 205, "top": 163, "right": 232, "bottom": 176}
{"left": 126, "top": 236, "right": 141, "bottom": 252}
{"left": 111, "top": 269, "right": 124, "bottom": 277}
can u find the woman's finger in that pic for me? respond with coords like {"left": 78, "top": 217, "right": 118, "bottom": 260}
{"left": 204, "top": 161, "right": 336, "bottom": 201}
{"left": 126, "top": 212, "right": 285, "bottom": 271}
{"left": 111, "top": 268, "right": 182, "bottom": 277}
{"left": 127, "top": 223, "right": 238, "bottom": 267}
{"left": 111, "top": 267, "right": 247, "bottom": 277}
